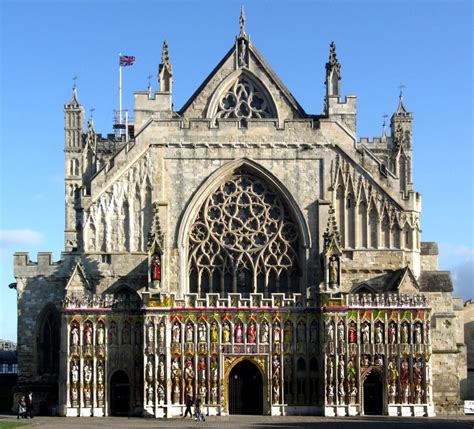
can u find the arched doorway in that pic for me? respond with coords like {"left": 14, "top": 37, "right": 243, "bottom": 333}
{"left": 363, "top": 370, "right": 383, "bottom": 415}
{"left": 228, "top": 359, "right": 263, "bottom": 415}
{"left": 110, "top": 370, "right": 130, "bottom": 416}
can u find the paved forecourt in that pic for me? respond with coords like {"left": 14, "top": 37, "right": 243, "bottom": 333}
{"left": 0, "top": 415, "right": 473, "bottom": 429}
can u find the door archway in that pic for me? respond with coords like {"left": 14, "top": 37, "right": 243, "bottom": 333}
{"left": 363, "top": 369, "right": 383, "bottom": 415}
{"left": 228, "top": 359, "right": 263, "bottom": 415}
{"left": 110, "top": 370, "right": 130, "bottom": 416}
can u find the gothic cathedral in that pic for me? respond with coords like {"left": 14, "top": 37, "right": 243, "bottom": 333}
{"left": 12, "top": 12, "right": 466, "bottom": 418}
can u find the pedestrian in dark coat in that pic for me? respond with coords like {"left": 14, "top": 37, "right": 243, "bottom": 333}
{"left": 25, "top": 392, "right": 34, "bottom": 418}
{"left": 183, "top": 394, "right": 193, "bottom": 418}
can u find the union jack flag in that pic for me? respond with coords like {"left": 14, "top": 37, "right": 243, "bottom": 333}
{"left": 119, "top": 55, "right": 135, "bottom": 66}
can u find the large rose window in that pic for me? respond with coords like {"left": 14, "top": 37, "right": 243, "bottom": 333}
{"left": 188, "top": 168, "right": 300, "bottom": 296}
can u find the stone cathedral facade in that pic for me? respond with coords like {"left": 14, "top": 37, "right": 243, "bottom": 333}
{"left": 12, "top": 15, "right": 467, "bottom": 418}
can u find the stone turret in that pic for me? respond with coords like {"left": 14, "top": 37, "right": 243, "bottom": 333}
{"left": 390, "top": 91, "right": 413, "bottom": 197}
{"left": 64, "top": 86, "right": 84, "bottom": 251}
{"left": 324, "top": 42, "right": 356, "bottom": 135}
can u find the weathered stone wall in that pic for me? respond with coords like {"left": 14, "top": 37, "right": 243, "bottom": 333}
{"left": 463, "top": 300, "right": 474, "bottom": 400}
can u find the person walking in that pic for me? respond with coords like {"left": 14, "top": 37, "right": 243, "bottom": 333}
{"left": 25, "top": 391, "right": 34, "bottom": 418}
{"left": 183, "top": 394, "right": 193, "bottom": 419}
{"left": 17, "top": 396, "right": 26, "bottom": 419}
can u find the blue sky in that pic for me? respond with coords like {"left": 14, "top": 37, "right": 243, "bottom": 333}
{"left": 0, "top": 0, "right": 472, "bottom": 342}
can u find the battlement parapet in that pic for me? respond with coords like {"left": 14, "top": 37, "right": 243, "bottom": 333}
{"left": 13, "top": 252, "right": 63, "bottom": 277}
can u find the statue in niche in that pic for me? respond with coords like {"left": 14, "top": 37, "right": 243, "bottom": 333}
{"left": 273, "top": 322, "right": 281, "bottom": 343}
{"left": 211, "top": 386, "right": 218, "bottom": 404}
{"left": 159, "top": 321, "right": 166, "bottom": 343}
{"left": 199, "top": 383, "right": 207, "bottom": 402}
{"left": 375, "top": 322, "right": 383, "bottom": 344}
{"left": 374, "top": 354, "right": 383, "bottom": 366}
{"left": 247, "top": 321, "right": 256, "bottom": 343}
{"left": 147, "top": 385, "right": 154, "bottom": 405}
{"left": 349, "top": 385, "right": 358, "bottom": 404}
{"left": 389, "top": 383, "right": 397, "bottom": 404}
{"left": 185, "top": 322, "right": 194, "bottom": 343}
{"left": 84, "top": 361, "right": 92, "bottom": 384}
{"left": 97, "top": 361, "right": 104, "bottom": 384}
{"left": 337, "top": 321, "right": 344, "bottom": 348}
{"left": 222, "top": 321, "right": 231, "bottom": 343}
{"left": 158, "top": 355, "right": 165, "bottom": 381}
{"left": 84, "top": 387, "right": 91, "bottom": 404}
{"left": 414, "top": 358, "right": 423, "bottom": 385}
{"left": 234, "top": 321, "right": 243, "bottom": 343}
{"left": 172, "top": 321, "right": 181, "bottom": 343}
{"left": 108, "top": 322, "right": 117, "bottom": 345}
{"left": 348, "top": 322, "right": 357, "bottom": 343}
{"left": 297, "top": 321, "right": 306, "bottom": 343}
{"left": 146, "top": 358, "right": 153, "bottom": 382}
{"left": 210, "top": 321, "right": 218, "bottom": 343}
{"left": 273, "top": 382, "right": 280, "bottom": 403}
{"left": 97, "top": 324, "right": 105, "bottom": 345}
{"left": 184, "top": 357, "right": 194, "bottom": 382}
{"left": 426, "top": 319, "right": 431, "bottom": 344}
{"left": 326, "top": 322, "right": 334, "bottom": 343}
{"left": 272, "top": 354, "right": 281, "bottom": 383}
{"left": 158, "top": 383, "right": 165, "bottom": 404}
{"left": 361, "top": 322, "right": 370, "bottom": 344}
{"left": 402, "top": 384, "right": 410, "bottom": 404}
{"left": 198, "top": 356, "right": 206, "bottom": 380}
{"left": 147, "top": 324, "right": 154, "bottom": 345}
{"left": 210, "top": 356, "right": 218, "bottom": 382}
{"left": 388, "top": 322, "right": 397, "bottom": 344}
{"left": 71, "top": 360, "right": 79, "bottom": 384}
{"left": 415, "top": 384, "right": 423, "bottom": 404}
{"left": 260, "top": 320, "right": 269, "bottom": 343}
{"left": 327, "top": 385, "right": 334, "bottom": 405}
{"left": 71, "top": 323, "right": 79, "bottom": 346}
{"left": 327, "top": 356, "right": 334, "bottom": 382}
{"left": 171, "top": 357, "right": 181, "bottom": 382}
{"left": 71, "top": 385, "right": 78, "bottom": 404}
{"left": 338, "top": 381, "right": 345, "bottom": 404}
{"left": 151, "top": 254, "right": 161, "bottom": 282}
{"left": 83, "top": 322, "right": 92, "bottom": 345}
{"left": 328, "top": 254, "right": 339, "bottom": 286}
{"left": 97, "top": 385, "right": 104, "bottom": 403}
{"left": 122, "top": 323, "right": 131, "bottom": 344}
{"left": 172, "top": 382, "right": 180, "bottom": 404}
{"left": 401, "top": 322, "right": 409, "bottom": 344}
{"left": 361, "top": 354, "right": 370, "bottom": 367}
{"left": 338, "top": 357, "right": 345, "bottom": 379}
{"left": 198, "top": 322, "right": 206, "bottom": 342}
{"left": 347, "top": 357, "right": 356, "bottom": 382}
{"left": 388, "top": 359, "right": 398, "bottom": 384}
{"left": 414, "top": 322, "right": 423, "bottom": 344}
{"left": 238, "top": 39, "right": 247, "bottom": 67}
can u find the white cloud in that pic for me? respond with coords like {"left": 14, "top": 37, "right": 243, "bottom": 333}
{"left": 0, "top": 229, "right": 44, "bottom": 247}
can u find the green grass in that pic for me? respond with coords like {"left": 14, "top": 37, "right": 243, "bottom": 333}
{"left": 0, "top": 422, "right": 30, "bottom": 429}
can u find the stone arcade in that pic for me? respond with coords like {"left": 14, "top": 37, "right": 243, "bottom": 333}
{"left": 11, "top": 11, "right": 466, "bottom": 418}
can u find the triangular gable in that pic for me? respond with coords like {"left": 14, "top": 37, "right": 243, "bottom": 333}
{"left": 179, "top": 39, "right": 307, "bottom": 122}
{"left": 65, "top": 259, "right": 93, "bottom": 294}
{"left": 395, "top": 266, "right": 420, "bottom": 293}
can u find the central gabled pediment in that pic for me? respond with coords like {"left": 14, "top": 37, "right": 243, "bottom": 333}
{"left": 179, "top": 36, "right": 307, "bottom": 124}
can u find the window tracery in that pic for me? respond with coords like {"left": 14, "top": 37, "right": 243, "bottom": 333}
{"left": 213, "top": 76, "right": 274, "bottom": 122}
{"left": 188, "top": 168, "right": 300, "bottom": 296}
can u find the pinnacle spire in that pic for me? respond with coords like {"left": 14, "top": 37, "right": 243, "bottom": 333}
{"left": 239, "top": 5, "right": 247, "bottom": 38}
{"left": 382, "top": 114, "right": 388, "bottom": 141}
{"left": 396, "top": 84, "right": 409, "bottom": 114}
{"left": 159, "top": 40, "right": 173, "bottom": 93}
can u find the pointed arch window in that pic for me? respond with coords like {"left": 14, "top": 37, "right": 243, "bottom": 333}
{"left": 37, "top": 307, "right": 60, "bottom": 375}
{"left": 212, "top": 75, "right": 276, "bottom": 122}
{"left": 188, "top": 167, "right": 300, "bottom": 297}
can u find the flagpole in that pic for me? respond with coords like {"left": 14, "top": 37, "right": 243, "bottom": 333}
{"left": 119, "top": 52, "right": 122, "bottom": 127}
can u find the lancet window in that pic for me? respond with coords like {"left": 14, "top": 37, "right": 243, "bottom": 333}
{"left": 188, "top": 168, "right": 300, "bottom": 296}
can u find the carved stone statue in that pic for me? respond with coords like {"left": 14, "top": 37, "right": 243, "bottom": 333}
{"left": 210, "top": 321, "right": 218, "bottom": 343}
{"left": 198, "top": 356, "right": 206, "bottom": 380}
{"left": 326, "top": 322, "right": 334, "bottom": 343}
{"left": 414, "top": 323, "right": 423, "bottom": 344}
{"left": 361, "top": 322, "right": 370, "bottom": 344}
{"left": 234, "top": 321, "right": 243, "bottom": 343}
{"left": 273, "top": 322, "right": 281, "bottom": 343}
{"left": 348, "top": 322, "right": 357, "bottom": 343}
{"left": 172, "top": 321, "right": 181, "bottom": 343}
{"left": 375, "top": 322, "right": 383, "bottom": 344}
{"left": 247, "top": 321, "right": 256, "bottom": 343}
{"left": 222, "top": 322, "right": 231, "bottom": 343}
{"left": 401, "top": 322, "right": 409, "bottom": 344}
{"left": 71, "top": 324, "right": 79, "bottom": 346}
{"left": 97, "top": 324, "right": 105, "bottom": 345}
{"left": 272, "top": 354, "right": 280, "bottom": 383}
{"left": 260, "top": 320, "right": 269, "bottom": 343}
{"left": 151, "top": 254, "right": 161, "bottom": 282}
{"left": 198, "top": 322, "right": 206, "bottom": 342}
{"left": 388, "top": 322, "right": 397, "bottom": 344}
{"left": 328, "top": 254, "right": 339, "bottom": 286}
{"left": 185, "top": 322, "right": 194, "bottom": 342}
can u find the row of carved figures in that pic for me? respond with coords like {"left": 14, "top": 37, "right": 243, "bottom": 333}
{"left": 325, "top": 353, "right": 427, "bottom": 405}
{"left": 326, "top": 319, "right": 430, "bottom": 346}
{"left": 69, "top": 358, "right": 105, "bottom": 407}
